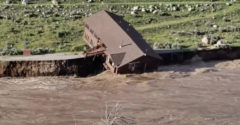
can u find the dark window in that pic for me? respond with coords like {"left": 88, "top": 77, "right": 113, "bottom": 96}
{"left": 85, "top": 24, "right": 89, "bottom": 29}
{"left": 94, "top": 34, "right": 98, "bottom": 39}
{"left": 109, "top": 59, "right": 113, "bottom": 66}
{"left": 90, "top": 29, "right": 94, "bottom": 34}
{"left": 129, "top": 63, "right": 135, "bottom": 72}
{"left": 85, "top": 33, "right": 89, "bottom": 40}
{"left": 128, "top": 62, "right": 141, "bottom": 72}
{"left": 90, "top": 39, "right": 94, "bottom": 47}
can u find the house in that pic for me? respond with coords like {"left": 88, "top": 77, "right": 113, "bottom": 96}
{"left": 83, "top": 10, "right": 162, "bottom": 74}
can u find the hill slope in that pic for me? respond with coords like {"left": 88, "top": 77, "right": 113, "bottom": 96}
{"left": 0, "top": 0, "right": 239, "bottom": 55}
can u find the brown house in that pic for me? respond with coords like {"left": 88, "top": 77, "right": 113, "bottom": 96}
{"left": 83, "top": 10, "right": 162, "bottom": 74}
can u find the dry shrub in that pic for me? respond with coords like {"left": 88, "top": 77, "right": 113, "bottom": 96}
{"left": 101, "top": 103, "right": 136, "bottom": 125}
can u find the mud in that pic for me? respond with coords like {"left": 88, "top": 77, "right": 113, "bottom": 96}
{"left": 0, "top": 60, "right": 240, "bottom": 125}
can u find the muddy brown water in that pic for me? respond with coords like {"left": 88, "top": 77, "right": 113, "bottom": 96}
{"left": 0, "top": 60, "right": 240, "bottom": 125}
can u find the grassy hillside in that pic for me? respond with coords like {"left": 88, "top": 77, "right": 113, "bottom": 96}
{"left": 0, "top": 0, "right": 239, "bottom": 55}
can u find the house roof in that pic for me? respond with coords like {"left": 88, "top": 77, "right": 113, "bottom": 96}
{"left": 84, "top": 10, "right": 161, "bottom": 67}
{"left": 110, "top": 52, "right": 126, "bottom": 66}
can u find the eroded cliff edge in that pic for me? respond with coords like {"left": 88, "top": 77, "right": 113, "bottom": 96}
{"left": 0, "top": 57, "right": 104, "bottom": 77}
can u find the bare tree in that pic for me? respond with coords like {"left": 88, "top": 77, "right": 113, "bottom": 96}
{"left": 101, "top": 103, "right": 136, "bottom": 125}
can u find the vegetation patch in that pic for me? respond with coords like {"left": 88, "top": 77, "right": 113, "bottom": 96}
{"left": 0, "top": 0, "right": 239, "bottom": 54}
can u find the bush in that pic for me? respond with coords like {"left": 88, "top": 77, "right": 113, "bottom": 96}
{"left": 0, "top": 48, "right": 23, "bottom": 56}
{"left": 31, "top": 48, "right": 55, "bottom": 55}
{"left": 71, "top": 45, "right": 87, "bottom": 52}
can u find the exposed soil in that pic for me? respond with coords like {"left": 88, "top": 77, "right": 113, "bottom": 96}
{"left": 0, "top": 60, "right": 240, "bottom": 125}
{"left": 0, "top": 54, "right": 104, "bottom": 77}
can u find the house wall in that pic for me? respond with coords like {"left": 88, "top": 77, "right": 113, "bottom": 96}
{"left": 117, "top": 56, "right": 160, "bottom": 74}
{"left": 83, "top": 26, "right": 99, "bottom": 48}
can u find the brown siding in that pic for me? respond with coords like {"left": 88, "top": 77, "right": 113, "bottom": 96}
{"left": 117, "top": 56, "right": 160, "bottom": 74}
{"left": 83, "top": 27, "right": 99, "bottom": 48}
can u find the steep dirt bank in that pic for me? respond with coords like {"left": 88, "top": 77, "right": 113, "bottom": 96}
{"left": 1, "top": 47, "right": 240, "bottom": 77}
{"left": 0, "top": 56, "right": 104, "bottom": 77}
{"left": 158, "top": 47, "right": 240, "bottom": 64}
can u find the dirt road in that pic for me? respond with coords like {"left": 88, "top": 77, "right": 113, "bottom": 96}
{"left": 0, "top": 60, "right": 240, "bottom": 125}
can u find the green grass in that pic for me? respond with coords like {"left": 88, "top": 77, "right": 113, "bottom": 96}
{"left": 0, "top": 17, "right": 85, "bottom": 52}
{"left": 136, "top": 4, "right": 239, "bottom": 30}
{"left": 0, "top": 1, "right": 239, "bottom": 53}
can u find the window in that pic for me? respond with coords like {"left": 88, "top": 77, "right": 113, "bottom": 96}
{"left": 90, "top": 29, "right": 94, "bottom": 34}
{"left": 85, "top": 33, "right": 89, "bottom": 40}
{"left": 90, "top": 39, "right": 94, "bottom": 47}
{"left": 128, "top": 62, "right": 140, "bottom": 72}
{"left": 109, "top": 58, "right": 114, "bottom": 66}
{"left": 85, "top": 24, "right": 89, "bottom": 29}
{"left": 94, "top": 34, "right": 98, "bottom": 39}
{"left": 129, "top": 63, "right": 135, "bottom": 72}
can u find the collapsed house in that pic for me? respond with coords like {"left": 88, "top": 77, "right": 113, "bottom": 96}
{"left": 83, "top": 10, "right": 162, "bottom": 74}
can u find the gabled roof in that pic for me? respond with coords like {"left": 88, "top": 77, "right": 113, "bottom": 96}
{"left": 110, "top": 52, "right": 126, "bottom": 66}
{"left": 84, "top": 10, "right": 161, "bottom": 67}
